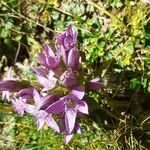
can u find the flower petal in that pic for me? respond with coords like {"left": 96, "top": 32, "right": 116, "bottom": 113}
{"left": 60, "top": 70, "right": 77, "bottom": 87}
{"left": 33, "top": 89, "right": 41, "bottom": 106}
{"left": 46, "top": 56, "right": 60, "bottom": 69}
{"left": 37, "top": 75, "right": 57, "bottom": 91}
{"left": 25, "top": 104, "right": 37, "bottom": 115}
{"left": 44, "top": 44, "right": 55, "bottom": 57}
{"left": 37, "top": 118, "right": 45, "bottom": 130}
{"left": 46, "top": 97, "right": 65, "bottom": 114}
{"left": 65, "top": 109, "right": 77, "bottom": 134}
{"left": 0, "top": 80, "right": 23, "bottom": 92}
{"left": 18, "top": 88, "right": 34, "bottom": 99}
{"left": 46, "top": 115, "right": 60, "bottom": 133}
{"left": 76, "top": 101, "right": 89, "bottom": 114}
{"left": 65, "top": 133, "right": 73, "bottom": 144}
{"left": 31, "top": 67, "right": 47, "bottom": 77}
{"left": 67, "top": 48, "right": 79, "bottom": 70}
{"left": 71, "top": 86, "right": 85, "bottom": 100}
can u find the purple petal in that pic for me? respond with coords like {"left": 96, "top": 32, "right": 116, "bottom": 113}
{"left": 44, "top": 44, "right": 55, "bottom": 57}
{"left": 76, "top": 124, "right": 82, "bottom": 135}
{"left": 46, "top": 97, "right": 65, "bottom": 114}
{"left": 25, "top": 104, "right": 37, "bottom": 115}
{"left": 76, "top": 101, "right": 89, "bottom": 114}
{"left": 18, "top": 88, "right": 34, "bottom": 99}
{"left": 65, "top": 109, "right": 77, "bottom": 134}
{"left": 37, "top": 75, "right": 57, "bottom": 91}
{"left": 2, "top": 91, "right": 10, "bottom": 100}
{"left": 57, "top": 45, "right": 67, "bottom": 64}
{"left": 67, "top": 24, "right": 73, "bottom": 37}
{"left": 41, "top": 93, "right": 62, "bottom": 110}
{"left": 46, "top": 56, "right": 60, "bottom": 69}
{"left": 37, "top": 118, "right": 45, "bottom": 130}
{"left": 35, "top": 110, "right": 47, "bottom": 130}
{"left": 60, "top": 70, "right": 77, "bottom": 87}
{"left": 33, "top": 89, "right": 41, "bottom": 106}
{"left": 31, "top": 67, "right": 47, "bottom": 77}
{"left": 71, "top": 86, "right": 85, "bottom": 100}
{"left": 46, "top": 115, "right": 60, "bottom": 133}
{"left": 37, "top": 53, "right": 47, "bottom": 66}
{"left": 67, "top": 48, "right": 79, "bottom": 70}
{"left": 86, "top": 77, "right": 102, "bottom": 91}
{"left": 65, "top": 134, "right": 73, "bottom": 144}
{"left": 12, "top": 97, "right": 27, "bottom": 116}
{"left": 57, "top": 33, "right": 66, "bottom": 45}
{"left": 0, "top": 80, "right": 23, "bottom": 92}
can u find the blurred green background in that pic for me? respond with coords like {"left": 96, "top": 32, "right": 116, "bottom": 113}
{"left": 0, "top": 0, "right": 150, "bottom": 149}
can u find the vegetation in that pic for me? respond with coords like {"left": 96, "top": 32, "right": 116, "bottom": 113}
{"left": 0, "top": 0, "right": 150, "bottom": 149}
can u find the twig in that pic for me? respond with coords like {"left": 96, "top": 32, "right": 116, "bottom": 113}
{"left": 14, "top": 42, "right": 21, "bottom": 63}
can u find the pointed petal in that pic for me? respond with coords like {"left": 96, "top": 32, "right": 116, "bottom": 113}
{"left": 67, "top": 48, "right": 79, "bottom": 70}
{"left": 46, "top": 98, "right": 65, "bottom": 114}
{"left": 41, "top": 94, "right": 61, "bottom": 110}
{"left": 60, "top": 70, "right": 77, "bottom": 87}
{"left": 37, "top": 75, "right": 57, "bottom": 91}
{"left": 57, "top": 44, "right": 67, "bottom": 64}
{"left": 2, "top": 91, "right": 10, "bottom": 100}
{"left": 46, "top": 115, "right": 60, "bottom": 133}
{"left": 44, "top": 44, "right": 55, "bottom": 57}
{"left": 71, "top": 86, "right": 85, "bottom": 100}
{"left": 76, "top": 101, "right": 89, "bottom": 114}
{"left": 25, "top": 104, "right": 37, "bottom": 115}
{"left": 33, "top": 89, "right": 41, "bottom": 106}
{"left": 37, "top": 118, "right": 45, "bottom": 130}
{"left": 65, "top": 109, "right": 77, "bottom": 134}
{"left": 37, "top": 53, "right": 47, "bottom": 66}
{"left": 67, "top": 24, "right": 73, "bottom": 36}
{"left": 65, "top": 134, "right": 73, "bottom": 144}
{"left": 18, "top": 88, "right": 34, "bottom": 99}
{"left": 0, "top": 80, "right": 23, "bottom": 92}
{"left": 31, "top": 67, "right": 47, "bottom": 77}
{"left": 76, "top": 125, "right": 82, "bottom": 135}
{"left": 46, "top": 56, "right": 60, "bottom": 69}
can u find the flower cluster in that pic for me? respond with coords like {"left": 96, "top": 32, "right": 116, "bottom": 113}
{"left": 0, "top": 25, "right": 101, "bottom": 144}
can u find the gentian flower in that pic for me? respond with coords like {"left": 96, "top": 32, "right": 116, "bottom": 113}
{"left": 46, "top": 92, "right": 88, "bottom": 134}
{"left": 31, "top": 68, "right": 57, "bottom": 91}
{"left": 57, "top": 25, "right": 77, "bottom": 51}
{"left": 0, "top": 25, "right": 102, "bottom": 144}
{"left": 38, "top": 44, "right": 60, "bottom": 72}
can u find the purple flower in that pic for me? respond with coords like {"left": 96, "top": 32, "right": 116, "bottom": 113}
{"left": 46, "top": 92, "right": 88, "bottom": 134}
{"left": 57, "top": 25, "right": 77, "bottom": 51}
{"left": 38, "top": 44, "right": 60, "bottom": 71}
{"left": 32, "top": 69, "right": 57, "bottom": 91}
{"left": 56, "top": 25, "right": 79, "bottom": 70}
{"left": 25, "top": 89, "right": 60, "bottom": 132}
{"left": 86, "top": 77, "right": 102, "bottom": 91}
